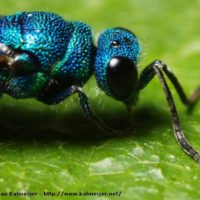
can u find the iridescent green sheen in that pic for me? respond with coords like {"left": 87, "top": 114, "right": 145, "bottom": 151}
{"left": 0, "top": 12, "right": 141, "bottom": 104}
{"left": 0, "top": 12, "right": 94, "bottom": 99}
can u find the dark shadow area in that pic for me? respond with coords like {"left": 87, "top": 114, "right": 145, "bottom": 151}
{"left": 0, "top": 103, "right": 170, "bottom": 146}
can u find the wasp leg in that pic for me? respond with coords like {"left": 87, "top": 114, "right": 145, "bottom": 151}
{"left": 0, "top": 81, "right": 3, "bottom": 98}
{"left": 74, "top": 86, "right": 132, "bottom": 136}
{"left": 161, "top": 64, "right": 200, "bottom": 112}
{"left": 138, "top": 60, "right": 200, "bottom": 109}
{"left": 138, "top": 60, "right": 200, "bottom": 164}
{"left": 39, "top": 85, "right": 131, "bottom": 136}
{"left": 38, "top": 85, "right": 77, "bottom": 105}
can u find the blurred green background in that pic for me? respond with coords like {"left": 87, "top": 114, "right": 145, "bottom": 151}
{"left": 0, "top": 0, "right": 200, "bottom": 200}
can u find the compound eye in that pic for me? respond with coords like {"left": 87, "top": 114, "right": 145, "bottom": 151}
{"left": 107, "top": 56, "right": 138, "bottom": 100}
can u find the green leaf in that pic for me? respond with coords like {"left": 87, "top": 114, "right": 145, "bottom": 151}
{"left": 0, "top": 1, "right": 200, "bottom": 200}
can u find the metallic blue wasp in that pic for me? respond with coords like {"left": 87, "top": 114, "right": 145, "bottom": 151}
{"left": 0, "top": 12, "right": 200, "bottom": 164}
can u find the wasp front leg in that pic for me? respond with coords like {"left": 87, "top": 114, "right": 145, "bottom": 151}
{"left": 138, "top": 60, "right": 200, "bottom": 109}
{"left": 138, "top": 60, "right": 200, "bottom": 164}
{"left": 0, "top": 81, "right": 3, "bottom": 97}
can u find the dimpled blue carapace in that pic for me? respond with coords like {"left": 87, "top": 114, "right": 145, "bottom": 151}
{"left": 0, "top": 12, "right": 73, "bottom": 71}
{"left": 0, "top": 12, "right": 94, "bottom": 99}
